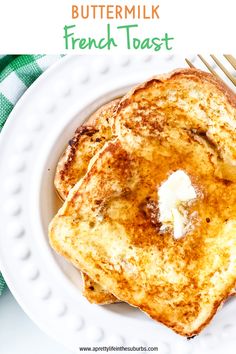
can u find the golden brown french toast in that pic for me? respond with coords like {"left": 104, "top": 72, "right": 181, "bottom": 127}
{"left": 49, "top": 69, "right": 236, "bottom": 336}
{"left": 54, "top": 100, "right": 119, "bottom": 305}
{"left": 55, "top": 99, "right": 119, "bottom": 200}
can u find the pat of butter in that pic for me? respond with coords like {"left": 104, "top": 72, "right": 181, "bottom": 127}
{"left": 158, "top": 170, "right": 197, "bottom": 239}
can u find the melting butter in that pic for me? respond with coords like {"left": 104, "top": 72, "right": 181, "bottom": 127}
{"left": 158, "top": 170, "right": 197, "bottom": 239}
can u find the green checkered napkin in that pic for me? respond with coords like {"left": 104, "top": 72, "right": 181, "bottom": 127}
{"left": 0, "top": 55, "right": 63, "bottom": 295}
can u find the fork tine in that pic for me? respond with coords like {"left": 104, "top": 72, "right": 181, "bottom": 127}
{"left": 197, "top": 55, "right": 222, "bottom": 80}
{"left": 224, "top": 55, "right": 236, "bottom": 70}
{"left": 210, "top": 55, "right": 236, "bottom": 86}
{"left": 185, "top": 59, "right": 196, "bottom": 68}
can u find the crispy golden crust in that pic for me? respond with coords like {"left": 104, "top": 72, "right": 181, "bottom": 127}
{"left": 49, "top": 69, "right": 236, "bottom": 336}
{"left": 54, "top": 99, "right": 120, "bottom": 305}
{"left": 117, "top": 68, "right": 236, "bottom": 113}
{"left": 55, "top": 99, "right": 119, "bottom": 200}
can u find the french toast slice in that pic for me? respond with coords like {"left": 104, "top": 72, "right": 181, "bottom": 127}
{"left": 55, "top": 99, "right": 119, "bottom": 200}
{"left": 49, "top": 69, "right": 236, "bottom": 336}
{"left": 55, "top": 100, "right": 119, "bottom": 304}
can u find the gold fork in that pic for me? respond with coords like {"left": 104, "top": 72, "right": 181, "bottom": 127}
{"left": 185, "top": 55, "right": 236, "bottom": 87}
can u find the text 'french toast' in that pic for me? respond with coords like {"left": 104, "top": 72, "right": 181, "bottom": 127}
{"left": 49, "top": 69, "right": 236, "bottom": 336}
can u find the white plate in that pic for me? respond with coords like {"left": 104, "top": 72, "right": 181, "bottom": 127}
{"left": 0, "top": 55, "right": 236, "bottom": 354}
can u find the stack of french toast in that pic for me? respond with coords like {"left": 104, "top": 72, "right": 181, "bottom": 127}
{"left": 49, "top": 69, "right": 236, "bottom": 336}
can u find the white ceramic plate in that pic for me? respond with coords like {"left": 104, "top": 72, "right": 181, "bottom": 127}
{"left": 0, "top": 55, "right": 236, "bottom": 354}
